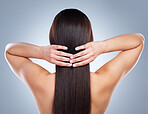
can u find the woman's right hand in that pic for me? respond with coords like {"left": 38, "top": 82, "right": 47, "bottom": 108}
{"left": 41, "top": 45, "right": 73, "bottom": 67}
{"left": 70, "top": 41, "right": 103, "bottom": 67}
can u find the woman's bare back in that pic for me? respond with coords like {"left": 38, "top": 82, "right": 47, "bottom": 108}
{"left": 27, "top": 33, "right": 144, "bottom": 114}
{"left": 32, "top": 72, "right": 116, "bottom": 114}
{"left": 4, "top": 33, "right": 144, "bottom": 114}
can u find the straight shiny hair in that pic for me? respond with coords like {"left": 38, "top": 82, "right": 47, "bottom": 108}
{"left": 49, "top": 8, "right": 93, "bottom": 114}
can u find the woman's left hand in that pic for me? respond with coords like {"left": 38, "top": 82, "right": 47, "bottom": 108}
{"left": 41, "top": 45, "right": 73, "bottom": 67}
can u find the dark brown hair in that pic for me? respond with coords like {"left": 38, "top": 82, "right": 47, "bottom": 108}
{"left": 49, "top": 8, "right": 93, "bottom": 114}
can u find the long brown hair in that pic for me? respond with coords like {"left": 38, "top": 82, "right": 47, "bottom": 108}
{"left": 49, "top": 8, "right": 93, "bottom": 114}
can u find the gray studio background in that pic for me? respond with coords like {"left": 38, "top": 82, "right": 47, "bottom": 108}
{"left": 0, "top": 0, "right": 147, "bottom": 114}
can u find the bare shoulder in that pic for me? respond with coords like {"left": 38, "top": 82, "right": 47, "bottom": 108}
{"left": 90, "top": 72, "right": 114, "bottom": 91}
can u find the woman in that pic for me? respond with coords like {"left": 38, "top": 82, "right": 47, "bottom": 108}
{"left": 4, "top": 8, "right": 144, "bottom": 114}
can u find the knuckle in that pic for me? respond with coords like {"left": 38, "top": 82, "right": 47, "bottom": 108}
{"left": 55, "top": 45, "right": 58, "bottom": 49}
{"left": 77, "top": 63, "right": 82, "bottom": 66}
{"left": 63, "top": 57, "right": 67, "bottom": 61}
{"left": 57, "top": 45, "right": 60, "bottom": 49}
{"left": 66, "top": 63, "right": 70, "bottom": 66}
{"left": 75, "top": 59, "right": 78, "bottom": 62}
{"left": 80, "top": 62, "right": 84, "bottom": 66}
{"left": 89, "top": 48, "right": 93, "bottom": 52}
{"left": 59, "top": 45, "right": 64, "bottom": 49}
{"left": 61, "top": 57, "right": 64, "bottom": 61}
{"left": 50, "top": 45, "right": 53, "bottom": 49}
{"left": 62, "top": 52, "right": 66, "bottom": 56}
{"left": 56, "top": 62, "right": 59, "bottom": 65}
{"left": 83, "top": 62, "right": 87, "bottom": 65}
{"left": 65, "top": 53, "right": 69, "bottom": 57}
{"left": 57, "top": 62, "right": 61, "bottom": 66}
{"left": 58, "top": 63, "right": 61, "bottom": 66}
{"left": 62, "top": 52, "right": 65, "bottom": 56}
{"left": 58, "top": 57, "right": 62, "bottom": 61}
{"left": 82, "top": 51, "right": 85, "bottom": 55}
{"left": 74, "top": 59, "right": 78, "bottom": 63}
{"left": 90, "top": 57, "right": 94, "bottom": 62}
{"left": 81, "top": 60, "right": 86, "bottom": 65}
{"left": 75, "top": 63, "right": 79, "bottom": 66}
{"left": 73, "top": 54, "right": 77, "bottom": 58}
{"left": 79, "top": 62, "right": 83, "bottom": 65}
{"left": 83, "top": 51, "right": 87, "bottom": 55}
{"left": 80, "top": 51, "right": 84, "bottom": 55}
{"left": 76, "top": 58, "right": 80, "bottom": 62}
{"left": 83, "top": 60, "right": 87, "bottom": 64}
{"left": 82, "top": 56, "right": 86, "bottom": 61}
{"left": 62, "top": 46, "right": 65, "bottom": 49}
{"left": 73, "top": 59, "right": 76, "bottom": 63}
{"left": 92, "top": 56, "right": 95, "bottom": 60}
{"left": 90, "top": 52, "right": 94, "bottom": 56}
{"left": 60, "top": 57, "right": 64, "bottom": 61}
{"left": 59, "top": 63, "right": 63, "bottom": 66}
{"left": 76, "top": 53, "right": 79, "bottom": 57}
{"left": 79, "top": 57, "right": 82, "bottom": 61}
{"left": 58, "top": 51, "right": 61, "bottom": 55}
{"left": 64, "top": 57, "right": 68, "bottom": 61}
{"left": 50, "top": 59, "right": 54, "bottom": 63}
{"left": 68, "top": 58, "right": 71, "bottom": 61}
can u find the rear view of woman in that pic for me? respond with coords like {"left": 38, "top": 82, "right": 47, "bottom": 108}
{"left": 4, "top": 8, "right": 144, "bottom": 114}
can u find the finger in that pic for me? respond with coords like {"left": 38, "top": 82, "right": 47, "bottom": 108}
{"left": 55, "top": 50, "right": 73, "bottom": 57}
{"left": 75, "top": 44, "right": 88, "bottom": 51}
{"left": 73, "top": 48, "right": 90, "bottom": 59}
{"left": 72, "top": 52, "right": 93, "bottom": 63}
{"left": 54, "top": 55, "right": 71, "bottom": 62}
{"left": 73, "top": 57, "right": 94, "bottom": 67}
{"left": 52, "top": 45, "right": 68, "bottom": 50}
{"left": 54, "top": 60, "right": 72, "bottom": 67}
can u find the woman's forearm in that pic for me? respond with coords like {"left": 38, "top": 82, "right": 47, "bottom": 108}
{"left": 99, "top": 33, "right": 144, "bottom": 54}
{"left": 5, "top": 42, "right": 43, "bottom": 59}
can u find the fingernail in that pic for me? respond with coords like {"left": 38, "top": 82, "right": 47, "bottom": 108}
{"left": 75, "top": 48, "right": 78, "bottom": 50}
{"left": 73, "top": 64, "right": 76, "bottom": 67}
{"left": 70, "top": 60, "right": 73, "bottom": 63}
{"left": 69, "top": 63, "right": 72, "bottom": 66}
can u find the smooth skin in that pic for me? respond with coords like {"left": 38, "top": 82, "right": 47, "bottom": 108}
{"left": 4, "top": 33, "right": 144, "bottom": 114}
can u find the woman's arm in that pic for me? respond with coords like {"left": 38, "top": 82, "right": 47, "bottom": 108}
{"left": 72, "top": 32, "right": 144, "bottom": 84}
{"left": 5, "top": 42, "right": 73, "bottom": 66}
{"left": 4, "top": 42, "right": 73, "bottom": 90}
{"left": 99, "top": 33, "right": 144, "bottom": 54}
{"left": 71, "top": 33, "right": 144, "bottom": 67}
{"left": 5, "top": 42, "right": 43, "bottom": 59}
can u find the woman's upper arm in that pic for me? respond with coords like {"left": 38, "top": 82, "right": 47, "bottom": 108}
{"left": 4, "top": 51, "right": 51, "bottom": 90}
{"left": 95, "top": 40, "right": 144, "bottom": 86}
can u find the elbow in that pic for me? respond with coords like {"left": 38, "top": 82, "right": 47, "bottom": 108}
{"left": 135, "top": 33, "right": 145, "bottom": 51}
{"left": 136, "top": 33, "right": 145, "bottom": 44}
{"left": 4, "top": 44, "right": 9, "bottom": 53}
{"left": 5, "top": 43, "right": 13, "bottom": 53}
